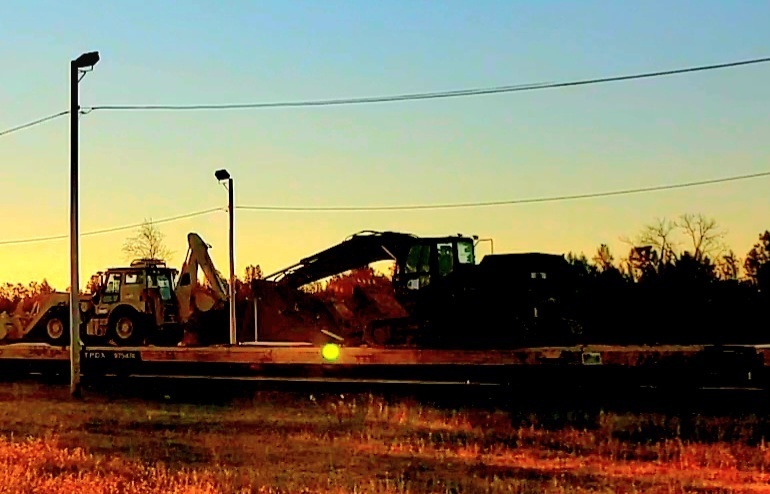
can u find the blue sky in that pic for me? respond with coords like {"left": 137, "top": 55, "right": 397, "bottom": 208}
{"left": 1, "top": 1, "right": 769, "bottom": 288}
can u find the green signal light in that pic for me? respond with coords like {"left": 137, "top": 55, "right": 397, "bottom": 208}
{"left": 322, "top": 343, "right": 341, "bottom": 361}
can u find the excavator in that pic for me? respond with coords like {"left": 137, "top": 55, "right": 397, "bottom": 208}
{"left": 249, "top": 230, "right": 582, "bottom": 349}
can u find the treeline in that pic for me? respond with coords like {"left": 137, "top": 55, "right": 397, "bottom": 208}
{"left": 563, "top": 213, "right": 770, "bottom": 344}
{"left": 0, "top": 281, "right": 56, "bottom": 314}
{"left": 4, "top": 213, "right": 770, "bottom": 347}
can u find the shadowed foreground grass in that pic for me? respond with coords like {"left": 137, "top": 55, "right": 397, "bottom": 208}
{"left": 1, "top": 382, "right": 770, "bottom": 492}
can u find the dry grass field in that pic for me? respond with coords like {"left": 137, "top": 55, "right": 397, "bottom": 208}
{"left": 0, "top": 381, "right": 769, "bottom": 493}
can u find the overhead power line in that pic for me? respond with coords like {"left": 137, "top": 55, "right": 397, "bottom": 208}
{"left": 0, "top": 208, "right": 222, "bottom": 246}
{"left": 235, "top": 170, "right": 770, "bottom": 212}
{"left": 0, "top": 111, "right": 69, "bottom": 138}
{"left": 3, "top": 56, "right": 768, "bottom": 137}
{"left": 84, "top": 56, "right": 770, "bottom": 112}
{"left": 0, "top": 170, "right": 766, "bottom": 247}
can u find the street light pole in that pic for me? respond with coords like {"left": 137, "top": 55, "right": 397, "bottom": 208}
{"left": 70, "top": 51, "right": 99, "bottom": 399}
{"left": 227, "top": 175, "right": 236, "bottom": 345}
{"left": 215, "top": 169, "right": 237, "bottom": 345}
{"left": 69, "top": 57, "right": 80, "bottom": 399}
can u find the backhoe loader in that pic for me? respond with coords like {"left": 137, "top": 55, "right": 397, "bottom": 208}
{"left": 0, "top": 233, "right": 230, "bottom": 347}
{"left": 78, "top": 232, "right": 229, "bottom": 346}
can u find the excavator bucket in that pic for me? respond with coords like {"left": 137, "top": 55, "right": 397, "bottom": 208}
{"left": 245, "top": 280, "right": 344, "bottom": 345}
{"left": 239, "top": 274, "right": 412, "bottom": 347}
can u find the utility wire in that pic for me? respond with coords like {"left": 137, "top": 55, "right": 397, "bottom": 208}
{"left": 3, "top": 56, "right": 769, "bottom": 135}
{"left": 0, "top": 170, "right": 767, "bottom": 247}
{"left": 235, "top": 170, "right": 770, "bottom": 212}
{"left": 4, "top": 56, "right": 768, "bottom": 137}
{"left": 0, "top": 56, "right": 768, "bottom": 240}
{"left": 0, "top": 208, "right": 223, "bottom": 246}
{"left": 84, "top": 56, "right": 770, "bottom": 111}
{"left": 0, "top": 111, "right": 70, "bottom": 137}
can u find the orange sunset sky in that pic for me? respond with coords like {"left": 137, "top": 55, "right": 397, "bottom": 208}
{"left": 1, "top": 1, "right": 769, "bottom": 290}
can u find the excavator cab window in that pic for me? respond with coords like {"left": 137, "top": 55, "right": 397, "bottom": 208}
{"left": 457, "top": 240, "right": 475, "bottom": 265}
{"left": 404, "top": 245, "right": 431, "bottom": 274}
{"left": 403, "top": 244, "right": 432, "bottom": 290}
{"left": 437, "top": 242, "right": 454, "bottom": 276}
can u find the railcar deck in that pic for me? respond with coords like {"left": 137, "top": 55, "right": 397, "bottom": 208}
{"left": 0, "top": 342, "right": 761, "bottom": 390}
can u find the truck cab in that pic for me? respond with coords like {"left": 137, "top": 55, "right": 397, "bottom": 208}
{"left": 82, "top": 259, "right": 180, "bottom": 345}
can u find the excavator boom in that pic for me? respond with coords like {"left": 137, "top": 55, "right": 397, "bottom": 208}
{"left": 265, "top": 230, "right": 418, "bottom": 289}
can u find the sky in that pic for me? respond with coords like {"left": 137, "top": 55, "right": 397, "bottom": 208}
{"left": 1, "top": 0, "right": 769, "bottom": 290}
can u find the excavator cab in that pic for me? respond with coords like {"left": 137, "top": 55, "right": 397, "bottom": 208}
{"left": 392, "top": 235, "right": 477, "bottom": 312}
{"left": 396, "top": 236, "right": 476, "bottom": 290}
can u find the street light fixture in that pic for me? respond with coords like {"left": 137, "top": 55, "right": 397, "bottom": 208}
{"left": 70, "top": 50, "right": 99, "bottom": 399}
{"left": 74, "top": 51, "right": 100, "bottom": 69}
{"left": 215, "top": 169, "right": 237, "bottom": 345}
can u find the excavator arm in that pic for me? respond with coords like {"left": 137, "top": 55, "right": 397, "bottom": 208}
{"left": 264, "top": 230, "right": 419, "bottom": 289}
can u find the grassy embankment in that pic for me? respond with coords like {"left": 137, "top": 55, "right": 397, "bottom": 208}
{"left": 0, "top": 382, "right": 769, "bottom": 493}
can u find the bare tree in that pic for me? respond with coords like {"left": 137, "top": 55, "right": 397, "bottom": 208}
{"left": 621, "top": 245, "right": 659, "bottom": 282}
{"left": 640, "top": 218, "right": 678, "bottom": 265}
{"left": 717, "top": 250, "right": 741, "bottom": 281}
{"left": 676, "top": 213, "right": 725, "bottom": 261}
{"left": 592, "top": 244, "right": 615, "bottom": 272}
{"left": 620, "top": 214, "right": 725, "bottom": 272}
{"left": 122, "top": 219, "right": 173, "bottom": 262}
{"left": 620, "top": 217, "right": 678, "bottom": 270}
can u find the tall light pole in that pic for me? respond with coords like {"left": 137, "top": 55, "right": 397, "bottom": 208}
{"left": 215, "top": 169, "right": 237, "bottom": 345}
{"left": 70, "top": 50, "right": 99, "bottom": 398}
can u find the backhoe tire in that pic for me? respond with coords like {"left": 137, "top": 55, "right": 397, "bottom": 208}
{"left": 108, "top": 310, "right": 145, "bottom": 346}
{"left": 42, "top": 309, "right": 70, "bottom": 346}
